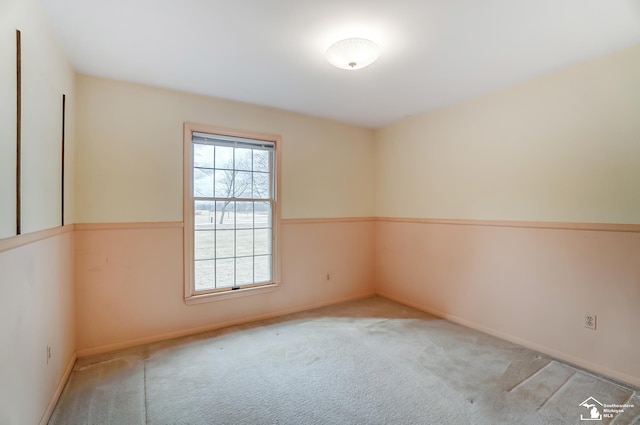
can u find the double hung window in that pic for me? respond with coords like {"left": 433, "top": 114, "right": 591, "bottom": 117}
{"left": 184, "top": 123, "right": 279, "bottom": 301}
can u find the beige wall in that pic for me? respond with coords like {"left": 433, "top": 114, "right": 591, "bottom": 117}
{"left": 0, "top": 0, "right": 76, "bottom": 424}
{"left": 75, "top": 75, "right": 375, "bottom": 223}
{"left": 375, "top": 44, "right": 640, "bottom": 223}
{"left": 0, "top": 2, "right": 17, "bottom": 238}
{"left": 374, "top": 45, "right": 640, "bottom": 387}
{"left": 0, "top": 0, "right": 76, "bottom": 236}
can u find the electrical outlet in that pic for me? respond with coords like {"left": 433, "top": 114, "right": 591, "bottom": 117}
{"left": 585, "top": 313, "right": 597, "bottom": 330}
{"left": 46, "top": 345, "right": 52, "bottom": 364}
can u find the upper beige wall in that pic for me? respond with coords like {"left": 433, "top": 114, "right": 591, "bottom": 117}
{"left": 75, "top": 75, "right": 375, "bottom": 222}
{"left": 0, "top": 0, "right": 75, "bottom": 237}
{"left": 375, "top": 44, "right": 640, "bottom": 224}
{"left": 0, "top": 3, "right": 17, "bottom": 238}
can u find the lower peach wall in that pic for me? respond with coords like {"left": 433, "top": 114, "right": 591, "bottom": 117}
{"left": 0, "top": 228, "right": 75, "bottom": 425}
{"left": 375, "top": 219, "right": 640, "bottom": 387}
{"left": 73, "top": 217, "right": 640, "bottom": 388}
{"left": 74, "top": 220, "right": 375, "bottom": 354}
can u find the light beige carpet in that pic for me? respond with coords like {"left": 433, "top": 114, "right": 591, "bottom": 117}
{"left": 49, "top": 297, "right": 639, "bottom": 424}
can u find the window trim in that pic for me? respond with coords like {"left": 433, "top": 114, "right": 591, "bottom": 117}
{"left": 183, "top": 122, "right": 282, "bottom": 304}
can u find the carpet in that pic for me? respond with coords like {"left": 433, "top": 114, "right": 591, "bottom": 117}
{"left": 49, "top": 296, "right": 639, "bottom": 424}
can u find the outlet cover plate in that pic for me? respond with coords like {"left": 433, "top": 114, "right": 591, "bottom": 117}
{"left": 585, "top": 313, "right": 597, "bottom": 330}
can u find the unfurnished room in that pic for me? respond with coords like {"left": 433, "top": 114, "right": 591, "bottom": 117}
{"left": 1, "top": 0, "right": 639, "bottom": 424}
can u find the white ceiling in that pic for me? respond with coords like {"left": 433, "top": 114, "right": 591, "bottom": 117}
{"left": 40, "top": 0, "right": 640, "bottom": 129}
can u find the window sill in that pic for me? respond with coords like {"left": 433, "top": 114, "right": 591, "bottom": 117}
{"left": 184, "top": 283, "right": 281, "bottom": 305}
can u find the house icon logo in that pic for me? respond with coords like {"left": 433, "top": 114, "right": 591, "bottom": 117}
{"left": 579, "top": 397, "right": 603, "bottom": 421}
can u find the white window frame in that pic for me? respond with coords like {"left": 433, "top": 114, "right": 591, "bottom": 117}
{"left": 183, "top": 122, "right": 281, "bottom": 304}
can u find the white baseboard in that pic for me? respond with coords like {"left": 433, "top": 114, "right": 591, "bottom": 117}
{"left": 77, "top": 291, "right": 376, "bottom": 357}
{"left": 377, "top": 291, "right": 640, "bottom": 389}
{"left": 39, "top": 351, "right": 77, "bottom": 425}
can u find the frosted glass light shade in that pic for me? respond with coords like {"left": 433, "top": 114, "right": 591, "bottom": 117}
{"left": 326, "top": 38, "right": 380, "bottom": 70}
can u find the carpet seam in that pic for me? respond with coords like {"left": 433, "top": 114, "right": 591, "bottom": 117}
{"left": 506, "top": 362, "right": 550, "bottom": 393}
{"left": 561, "top": 362, "right": 640, "bottom": 392}
{"left": 609, "top": 392, "right": 637, "bottom": 425}
{"left": 536, "top": 370, "right": 575, "bottom": 410}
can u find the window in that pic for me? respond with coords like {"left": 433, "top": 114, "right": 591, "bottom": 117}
{"left": 184, "top": 123, "right": 280, "bottom": 302}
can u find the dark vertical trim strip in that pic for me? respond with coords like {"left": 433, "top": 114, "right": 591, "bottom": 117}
{"left": 16, "top": 30, "right": 21, "bottom": 235}
{"left": 61, "top": 94, "right": 66, "bottom": 226}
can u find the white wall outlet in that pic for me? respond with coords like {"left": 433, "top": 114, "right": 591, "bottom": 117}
{"left": 585, "top": 313, "right": 597, "bottom": 330}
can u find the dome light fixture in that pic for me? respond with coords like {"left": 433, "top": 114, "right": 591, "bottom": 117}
{"left": 326, "top": 37, "right": 380, "bottom": 70}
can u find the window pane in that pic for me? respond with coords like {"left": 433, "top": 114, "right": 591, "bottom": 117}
{"left": 194, "top": 168, "right": 213, "bottom": 197}
{"left": 252, "top": 172, "right": 270, "bottom": 198}
{"left": 194, "top": 260, "right": 215, "bottom": 290}
{"left": 194, "top": 144, "right": 214, "bottom": 168}
{"left": 194, "top": 231, "right": 214, "bottom": 260}
{"left": 254, "top": 229, "right": 271, "bottom": 255}
{"left": 234, "top": 171, "right": 251, "bottom": 197}
{"left": 216, "top": 201, "right": 234, "bottom": 228}
{"left": 215, "top": 146, "right": 233, "bottom": 169}
{"left": 214, "top": 169, "right": 234, "bottom": 198}
{"left": 253, "top": 150, "right": 270, "bottom": 172}
{"left": 254, "top": 255, "right": 271, "bottom": 283}
{"left": 236, "top": 202, "right": 253, "bottom": 229}
{"left": 236, "top": 229, "right": 253, "bottom": 257}
{"left": 216, "top": 258, "right": 234, "bottom": 288}
{"left": 236, "top": 256, "right": 253, "bottom": 285}
{"left": 216, "top": 230, "right": 234, "bottom": 258}
{"left": 255, "top": 202, "right": 271, "bottom": 228}
{"left": 235, "top": 148, "right": 252, "bottom": 171}
{"left": 194, "top": 201, "right": 215, "bottom": 230}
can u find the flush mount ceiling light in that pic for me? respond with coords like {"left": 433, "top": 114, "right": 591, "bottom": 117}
{"left": 326, "top": 37, "right": 380, "bottom": 70}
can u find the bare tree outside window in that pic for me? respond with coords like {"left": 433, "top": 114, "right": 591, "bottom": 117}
{"left": 194, "top": 146, "right": 270, "bottom": 224}
{"left": 215, "top": 161, "right": 248, "bottom": 224}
